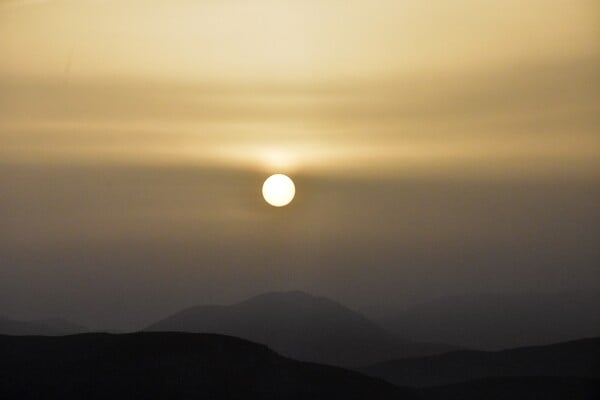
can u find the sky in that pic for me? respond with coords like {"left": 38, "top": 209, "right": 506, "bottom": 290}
{"left": 0, "top": 0, "right": 599, "bottom": 330}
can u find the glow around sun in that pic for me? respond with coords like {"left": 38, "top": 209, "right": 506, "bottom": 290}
{"left": 262, "top": 174, "right": 295, "bottom": 207}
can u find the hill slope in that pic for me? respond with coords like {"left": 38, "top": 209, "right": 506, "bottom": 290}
{"left": 0, "top": 316, "right": 87, "bottom": 336}
{"left": 145, "top": 291, "right": 454, "bottom": 366}
{"left": 380, "top": 291, "right": 600, "bottom": 350}
{"left": 0, "top": 332, "right": 417, "bottom": 400}
{"left": 361, "top": 336, "right": 600, "bottom": 387}
{"left": 421, "top": 377, "right": 600, "bottom": 400}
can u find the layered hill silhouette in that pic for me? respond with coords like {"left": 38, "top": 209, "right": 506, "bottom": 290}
{"left": 361, "top": 336, "right": 600, "bottom": 387}
{"left": 380, "top": 291, "right": 600, "bottom": 350}
{"left": 0, "top": 316, "right": 87, "bottom": 336}
{"left": 421, "top": 376, "right": 600, "bottom": 400}
{"left": 0, "top": 332, "right": 417, "bottom": 400}
{"left": 145, "top": 291, "right": 455, "bottom": 366}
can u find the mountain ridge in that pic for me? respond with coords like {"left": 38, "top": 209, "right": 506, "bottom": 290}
{"left": 145, "top": 290, "right": 456, "bottom": 366}
{"left": 360, "top": 336, "right": 600, "bottom": 387}
{"left": 0, "top": 316, "right": 87, "bottom": 336}
{"left": 0, "top": 331, "right": 417, "bottom": 400}
{"left": 379, "top": 291, "right": 600, "bottom": 350}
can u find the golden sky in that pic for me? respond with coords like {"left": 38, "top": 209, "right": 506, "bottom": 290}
{"left": 1, "top": 0, "right": 599, "bottom": 178}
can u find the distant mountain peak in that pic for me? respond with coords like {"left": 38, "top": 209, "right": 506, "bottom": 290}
{"left": 239, "top": 290, "right": 348, "bottom": 309}
{"left": 145, "top": 291, "right": 455, "bottom": 366}
{"left": 243, "top": 290, "right": 324, "bottom": 302}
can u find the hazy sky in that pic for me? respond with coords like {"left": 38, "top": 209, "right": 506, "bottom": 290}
{"left": 1, "top": 0, "right": 599, "bottom": 330}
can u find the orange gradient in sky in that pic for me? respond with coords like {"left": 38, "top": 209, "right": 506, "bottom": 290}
{"left": 0, "top": 0, "right": 598, "bottom": 178}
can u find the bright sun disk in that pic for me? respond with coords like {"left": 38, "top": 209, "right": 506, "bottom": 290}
{"left": 262, "top": 174, "right": 295, "bottom": 207}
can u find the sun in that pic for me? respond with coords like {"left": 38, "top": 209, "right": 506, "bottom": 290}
{"left": 262, "top": 174, "right": 295, "bottom": 207}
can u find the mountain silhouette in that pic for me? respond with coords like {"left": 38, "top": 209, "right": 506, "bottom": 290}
{"left": 0, "top": 332, "right": 417, "bottom": 400}
{"left": 421, "top": 376, "right": 600, "bottom": 400}
{"left": 379, "top": 291, "right": 600, "bottom": 350}
{"left": 361, "top": 336, "right": 600, "bottom": 387}
{"left": 0, "top": 316, "right": 87, "bottom": 336}
{"left": 145, "top": 290, "right": 455, "bottom": 366}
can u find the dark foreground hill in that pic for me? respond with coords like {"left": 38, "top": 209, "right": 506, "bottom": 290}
{"left": 421, "top": 376, "right": 600, "bottom": 400}
{"left": 361, "top": 336, "right": 600, "bottom": 387}
{"left": 0, "top": 316, "right": 87, "bottom": 336}
{"left": 0, "top": 332, "right": 417, "bottom": 400}
{"left": 145, "top": 291, "right": 454, "bottom": 366}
